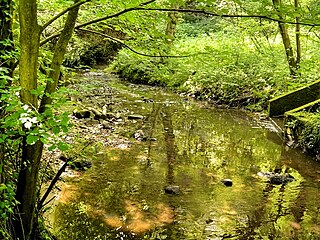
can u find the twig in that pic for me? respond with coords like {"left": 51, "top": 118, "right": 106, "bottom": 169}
{"left": 139, "top": 7, "right": 320, "bottom": 27}
{"left": 40, "top": 196, "right": 56, "bottom": 210}
{"left": 140, "top": 0, "right": 156, "bottom": 6}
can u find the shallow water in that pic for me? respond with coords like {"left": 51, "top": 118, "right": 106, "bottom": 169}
{"left": 52, "top": 77, "right": 320, "bottom": 240}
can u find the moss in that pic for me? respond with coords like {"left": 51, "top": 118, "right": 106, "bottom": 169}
{"left": 285, "top": 109, "right": 320, "bottom": 157}
{"left": 269, "top": 79, "right": 320, "bottom": 117}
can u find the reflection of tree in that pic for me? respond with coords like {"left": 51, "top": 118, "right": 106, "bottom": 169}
{"left": 229, "top": 143, "right": 320, "bottom": 239}
{"left": 143, "top": 103, "right": 161, "bottom": 167}
{"left": 290, "top": 182, "right": 306, "bottom": 238}
{"left": 228, "top": 183, "right": 275, "bottom": 239}
{"left": 231, "top": 170, "right": 299, "bottom": 239}
{"left": 161, "top": 107, "right": 176, "bottom": 185}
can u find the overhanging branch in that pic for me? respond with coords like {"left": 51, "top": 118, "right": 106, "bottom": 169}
{"left": 41, "top": 5, "right": 320, "bottom": 46}
{"left": 138, "top": 7, "right": 320, "bottom": 27}
{"left": 40, "top": 0, "right": 156, "bottom": 46}
{"left": 77, "top": 28, "right": 201, "bottom": 58}
{"left": 40, "top": 0, "right": 91, "bottom": 33}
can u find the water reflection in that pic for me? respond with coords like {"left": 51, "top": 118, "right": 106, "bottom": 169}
{"left": 52, "top": 80, "right": 320, "bottom": 240}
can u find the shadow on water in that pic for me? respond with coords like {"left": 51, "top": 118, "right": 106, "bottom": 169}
{"left": 52, "top": 77, "right": 320, "bottom": 240}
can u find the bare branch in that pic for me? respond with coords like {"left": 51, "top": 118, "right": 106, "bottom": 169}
{"left": 77, "top": 28, "right": 203, "bottom": 58}
{"left": 40, "top": 0, "right": 91, "bottom": 33}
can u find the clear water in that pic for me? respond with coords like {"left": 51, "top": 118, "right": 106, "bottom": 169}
{"left": 52, "top": 77, "right": 320, "bottom": 240}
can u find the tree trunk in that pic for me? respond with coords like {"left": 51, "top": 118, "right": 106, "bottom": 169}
{"left": 14, "top": 0, "right": 81, "bottom": 238}
{"left": 13, "top": 0, "right": 42, "bottom": 239}
{"left": 40, "top": 0, "right": 80, "bottom": 113}
{"left": 272, "top": 0, "right": 297, "bottom": 76}
{"left": 0, "top": 0, "right": 14, "bottom": 185}
{"left": 295, "top": 0, "right": 301, "bottom": 65}
{"left": 0, "top": 0, "right": 14, "bottom": 78}
{"left": 165, "top": 10, "right": 179, "bottom": 45}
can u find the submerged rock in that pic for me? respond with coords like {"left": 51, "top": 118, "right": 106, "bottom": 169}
{"left": 73, "top": 109, "right": 91, "bottom": 119}
{"left": 164, "top": 185, "right": 180, "bottom": 195}
{"left": 221, "top": 179, "right": 233, "bottom": 187}
{"left": 258, "top": 172, "right": 295, "bottom": 185}
{"left": 70, "top": 159, "right": 92, "bottom": 171}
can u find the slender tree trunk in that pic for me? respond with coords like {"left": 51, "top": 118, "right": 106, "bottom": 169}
{"left": 165, "top": 10, "right": 178, "bottom": 45}
{"left": 272, "top": 0, "right": 297, "bottom": 76}
{"left": 0, "top": 0, "right": 14, "bottom": 78}
{"left": 13, "top": 1, "right": 42, "bottom": 239}
{"left": 0, "top": 0, "right": 14, "bottom": 185}
{"left": 39, "top": 0, "right": 80, "bottom": 113}
{"left": 295, "top": 0, "right": 301, "bottom": 65}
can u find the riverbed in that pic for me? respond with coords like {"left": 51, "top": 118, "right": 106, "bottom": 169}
{"left": 49, "top": 72, "right": 320, "bottom": 240}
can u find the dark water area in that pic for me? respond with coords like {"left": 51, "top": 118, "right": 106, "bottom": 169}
{"left": 52, "top": 77, "right": 320, "bottom": 240}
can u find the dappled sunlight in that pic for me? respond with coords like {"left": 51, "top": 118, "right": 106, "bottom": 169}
{"left": 58, "top": 183, "right": 78, "bottom": 203}
{"left": 88, "top": 199, "right": 174, "bottom": 234}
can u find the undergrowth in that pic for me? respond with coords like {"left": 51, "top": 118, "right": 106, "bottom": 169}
{"left": 111, "top": 30, "right": 320, "bottom": 111}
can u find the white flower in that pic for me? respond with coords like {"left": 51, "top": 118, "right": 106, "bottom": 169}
{"left": 24, "top": 121, "right": 32, "bottom": 129}
{"left": 30, "top": 117, "right": 38, "bottom": 123}
{"left": 20, "top": 117, "right": 28, "bottom": 123}
{"left": 23, "top": 105, "right": 29, "bottom": 111}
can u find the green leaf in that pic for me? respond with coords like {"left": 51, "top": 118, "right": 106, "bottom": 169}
{"left": 48, "top": 145, "right": 57, "bottom": 151}
{"left": 40, "top": 137, "right": 48, "bottom": 144}
{"left": 30, "top": 85, "right": 45, "bottom": 96}
{"left": 0, "top": 183, "right": 7, "bottom": 191}
{"left": 53, "top": 126, "right": 60, "bottom": 135}
{"left": 26, "top": 135, "right": 38, "bottom": 145}
{"left": 58, "top": 142, "right": 69, "bottom": 151}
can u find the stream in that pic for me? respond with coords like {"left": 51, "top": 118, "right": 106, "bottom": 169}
{"left": 50, "top": 73, "right": 320, "bottom": 240}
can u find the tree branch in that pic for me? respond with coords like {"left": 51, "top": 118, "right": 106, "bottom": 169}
{"left": 77, "top": 28, "right": 201, "bottom": 58}
{"left": 139, "top": 8, "right": 320, "bottom": 27}
{"left": 40, "top": 0, "right": 156, "bottom": 46}
{"left": 40, "top": 0, "right": 91, "bottom": 33}
{"left": 139, "top": 0, "right": 156, "bottom": 6}
{"left": 40, "top": 6, "right": 320, "bottom": 46}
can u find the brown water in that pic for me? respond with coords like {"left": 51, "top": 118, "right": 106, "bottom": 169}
{"left": 51, "top": 77, "right": 320, "bottom": 240}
